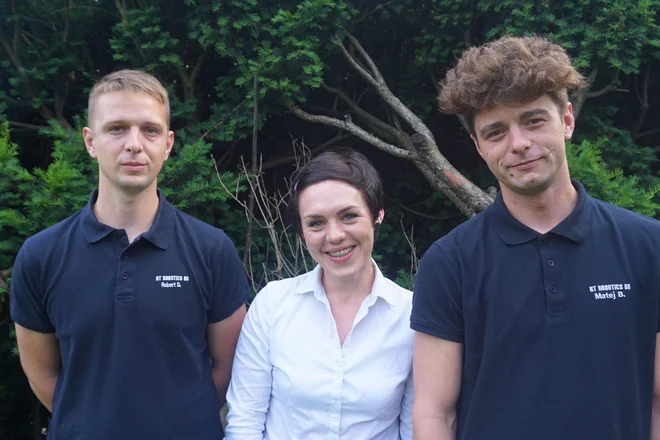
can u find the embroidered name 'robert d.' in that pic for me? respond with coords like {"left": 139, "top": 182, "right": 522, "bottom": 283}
{"left": 155, "top": 275, "right": 189, "bottom": 288}
{"left": 588, "top": 282, "right": 631, "bottom": 300}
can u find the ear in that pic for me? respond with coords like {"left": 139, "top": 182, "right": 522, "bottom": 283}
{"left": 164, "top": 130, "right": 174, "bottom": 160}
{"left": 82, "top": 127, "right": 97, "bottom": 158}
{"left": 375, "top": 209, "right": 385, "bottom": 225}
{"left": 563, "top": 102, "right": 575, "bottom": 141}
{"left": 471, "top": 134, "right": 486, "bottom": 160}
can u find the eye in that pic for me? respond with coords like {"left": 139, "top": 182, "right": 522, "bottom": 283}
{"left": 485, "top": 129, "right": 505, "bottom": 140}
{"left": 307, "top": 220, "right": 323, "bottom": 228}
{"left": 526, "top": 118, "right": 544, "bottom": 126}
{"left": 143, "top": 127, "right": 160, "bottom": 135}
{"left": 342, "top": 213, "right": 357, "bottom": 221}
{"left": 108, "top": 126, "right": 126, "bottom": 133}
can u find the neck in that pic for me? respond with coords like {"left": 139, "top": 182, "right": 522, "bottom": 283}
{"left": 93, "top": 183, "right": 160, "bottom": 242}
{"left": 501, "top": 174, "right": 578, "bottom": 234}
{"left": 322, "top": 261, "right": 375, "bottom": 304}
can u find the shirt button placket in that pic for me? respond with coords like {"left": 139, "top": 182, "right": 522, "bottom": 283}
{"left": 539, "top": 236, "right": 565, "bottom": 316}
{"left": 116, "top": 234, "right": 135, "bottom": 301}
{"left": 329, "top": 346, "right": 343, "bottom": 438}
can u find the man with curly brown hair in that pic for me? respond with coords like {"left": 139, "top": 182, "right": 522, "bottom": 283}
{"left": 410, "top": 36, "right": 660, "bottom": 440}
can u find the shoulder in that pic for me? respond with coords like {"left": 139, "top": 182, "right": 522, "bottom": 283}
{"left": 429, "top": 207, "right": 491, "bottom": 257}
{"left": 19, "top": 210, "right": 84, "bottom": 259}
{"left": 590, "top": 196, "right": 659, "bottom": 225}
{"left": 378, "top": 275, "right": 413, "bottom": 309}
{"left": 254, "top": 271, "right": 315, "bottom": 303}
{"left": 170, "top": 208, "right": 237, "bottom": 254}
{"left": 250, "top": 269, "right": 321, "bottom": 311}
{"left": 172, "top": 208, "right": 229, "bottom": 239}
{"left": 589, "top": 196, "right": 660, "bottom": 241}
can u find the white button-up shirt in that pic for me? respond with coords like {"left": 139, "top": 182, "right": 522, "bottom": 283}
{"left": 226, "top": 262, "right": 414, "bottom": 440}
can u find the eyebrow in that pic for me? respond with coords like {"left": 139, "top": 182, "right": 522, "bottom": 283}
{"left": 478, "top": 108, "right": 552, "bottom": 139}
{"left": 102, "top": 120, "right": 164, "bottom": 129}
{"left": 302, "top": 205, "right": 359, "bottom": 220}
{"left": 479, "top": 122, "right": 505, "bottom": 139}
{"left": 519, "top": 108, "right": 552, "bottom": 121}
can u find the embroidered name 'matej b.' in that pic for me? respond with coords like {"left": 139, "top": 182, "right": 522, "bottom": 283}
{"left": 156, "top": 275, "right": 189, "bottom": 288}
{"left": 588, "top": 282, "right": 631, "bottom": 300}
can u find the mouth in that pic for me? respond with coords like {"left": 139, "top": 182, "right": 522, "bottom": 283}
{"left": 511, "top": 158, "right": 540, "bottom": 169}
{"left": 121, "top": 162, "right": 146, "bottom": 171}
{"left": 326, "top": 246, "right": 355, "bottom": 259}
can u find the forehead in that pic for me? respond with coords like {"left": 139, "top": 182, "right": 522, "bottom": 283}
{"left": 298, "top": 180, "right": 368, "bottom": 215}
{"left": 91, "top": 92, "right": 166, "bottom": 127}
{"left": 474, "top": 95, "right": 559, "bottom": 129}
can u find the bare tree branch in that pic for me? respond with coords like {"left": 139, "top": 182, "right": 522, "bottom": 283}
{"left": 8, "top": 121, "right": 50, "bottom": 131}
{"left": 345, "top": 33, "right": 386, "bottom": 84}
{"left": 586, "top": 69, "right": 625, "bottom": 98}
{"left": 322, "top": 82, "right": 409, "bottom": 144}
{"left": 632, "top": 65, "right": 651, "bottom": 139}
{"left": 288, "top": 33, "right": 495, "bottom": 217}
{"left": 572, "top": 68, "right": 598, "bottom": 120}
{"left": 340, "top": 33, "right": 434, "bottom": 138}
{"left": 190, "top": 47, "right": 208, "bottom": 85}
{"left": 338, "top": 39, "right": 378, "bottom": 88}
{"left": 289, "top": 106, "right": 416, "bottom": 159}
{"left": 636, "top": 128, "right": 660, "bottom": 140}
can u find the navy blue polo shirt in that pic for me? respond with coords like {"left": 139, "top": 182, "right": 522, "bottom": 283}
{"left": 10, "top": 189, "right": 249, "bottom": 440}
{"left": 411, "top": 181, "right": 660, "bottom": 440}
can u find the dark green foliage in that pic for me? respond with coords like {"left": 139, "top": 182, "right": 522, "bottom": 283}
{"left": 568, "top": 139, "right": 660, "bottom": 217}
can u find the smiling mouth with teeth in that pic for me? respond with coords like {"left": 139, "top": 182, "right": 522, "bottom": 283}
{"left": 328, "top": 247, "right": 355, "bottom": 258}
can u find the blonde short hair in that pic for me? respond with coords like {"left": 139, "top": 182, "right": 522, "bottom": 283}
{"left": 88, "top": 69, "right": 170, "bottom": 127}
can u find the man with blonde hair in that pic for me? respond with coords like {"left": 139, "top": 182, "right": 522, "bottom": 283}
{"left": 11, "top": 69, "right": 248, "bottom": 439}
{"left": 411, "top": 36, "right": 660, "bottom": 439}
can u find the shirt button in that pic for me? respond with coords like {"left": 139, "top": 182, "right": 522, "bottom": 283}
{"left": 121, "top": 272, "right": 129, "bottom": 280}
{"left": 550, "top": 286, "right": 557, "bottom": 294}
{"left": 121, "top": 253, "right": 129, "bottom": 259}
{"left": 540, "top": 235, "right": 549, "bottom": 244}
{"left": 548, "top": 259, "right": 555, "bottom": 267}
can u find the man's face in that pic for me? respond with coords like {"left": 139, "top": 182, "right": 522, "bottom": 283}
{"left": 471, "top": 95, "right": 575, "bottom": 197}
{"left": 83, "top": 92, "right": 174, "bottom": 196}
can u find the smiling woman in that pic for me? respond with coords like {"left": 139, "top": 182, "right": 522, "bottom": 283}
{"left": 225, "top": 148, "right": 414, "bottom": 440}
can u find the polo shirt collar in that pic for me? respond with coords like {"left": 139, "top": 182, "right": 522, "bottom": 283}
{"left": 80, "top": 188, "right": 175, "bottom": 249}
{"left": 294, "top": 259, "right": 398, "bottom": 306}
{"left": 490, "top": 180, "right": 592, "bottom": 245}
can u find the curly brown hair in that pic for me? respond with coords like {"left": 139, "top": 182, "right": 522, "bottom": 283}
{"left": 439, "top": 36, "right": 585, "bottom": 136}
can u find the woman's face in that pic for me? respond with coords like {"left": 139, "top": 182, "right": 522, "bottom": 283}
{"left": 298, "top": 179, "right": 384, "bottom": 284}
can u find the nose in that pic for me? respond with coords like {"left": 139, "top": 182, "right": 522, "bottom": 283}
{"left": 326, "top": 220, "right": 345, "bottom": 243}
{"left": 124, "top": 127, "right": 143, "bottom": 153}
{"left": 509, "top": 124, "right": 531, "bottom": 153}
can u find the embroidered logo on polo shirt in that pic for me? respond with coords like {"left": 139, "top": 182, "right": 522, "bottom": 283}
{"left": 155, "top": 275, "right": 189, "bottom": 288}
{"left": 588, "top": 283, "right": 631, "bottom": 300}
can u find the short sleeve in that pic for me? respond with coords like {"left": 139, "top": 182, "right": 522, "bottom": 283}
{"left": 10, "top": 241, "right": 54, "bottom": 333}
{"left": 410, "top": 241, "right": 464, "bottom": 342}
{"left": 208, "top": 232, "right": 249, "bottom": 323}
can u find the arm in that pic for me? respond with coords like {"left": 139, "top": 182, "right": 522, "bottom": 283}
{"left": 208, "top": 304, "right": 246, "bottom": 408}
{"left": 651, "top": 334, "right": 660, "bottom": 440}
{"left": 399, "top": 369, "right": 414, "bottom": 440}
{"left": 15, "top": 324, "right": 61, "bottom": 412}
{"left": 412, "top": 332, "right": 462, "bottom": 440}
{"left": 225, "top": 290, "right": 273, "bottom": 440}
